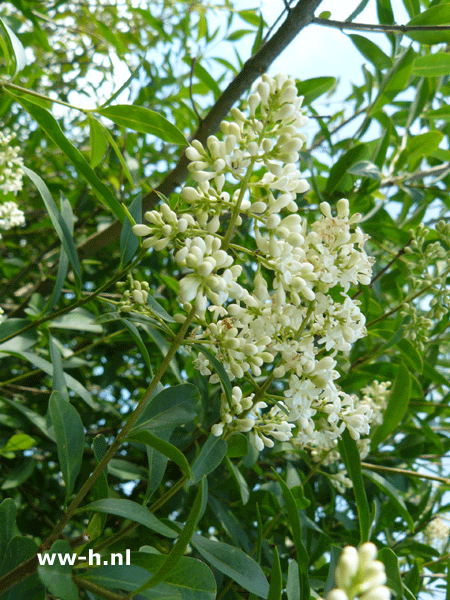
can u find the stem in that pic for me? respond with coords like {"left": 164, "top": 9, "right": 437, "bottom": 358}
{"left": 0, "top": 306, "right": 197, "bottom": 595}
{"left": 360, "top": 462, "right": 450, "bottom": 485}
{"left": 1, "top": 80, "right": 83, "bottom": 111}
{"left": 313, "top": 17, "right": 450, "bottom": 34}
{"left": 222, "top": 158, "right": 257, "bottom": 250}
{"left": 73, "top": 576, "right": 128, "bottom": 600}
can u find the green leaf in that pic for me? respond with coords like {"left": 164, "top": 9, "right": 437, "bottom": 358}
{"left": 1, "top": 396, "right": 55, "bottom": 442}
{"left": 371, "top": 363, "right": 411, "bottom": 447}
{"left": 0, "top": 17, "right": 26, "bottom": 77}
{"left": 88, "top": 115, "right": 109, "bottom": 168}
{"left": 49, "top": 391, "right": 85, "bottom": 502}
{"left": 0, "top": 498, "right": 16, "bottom": 561}
{"left": 362, "top": 470, "right": 414, "bottom": 532}
{"left": 120, "top": 193, "right": 142, "bottom": 267}
{"left": 0, "top": 536, "right": 43, "bottom": 600}
{"left": 120, "top": 318, "right": 153, "bottom": 375}
{"left": 14, "top": 351, "right": 96, "bottom": 408}
{"left": 271, "top": 470, "right": 309, "bottom": 600}
{"left": 108, "top": 458, "right": 148, "bottom": 481}
{"left": 135, "top": 478, "right": 206, "bottom": 593}
{"left": 0, "top": 433, "right": 35, "bottom": 456}
{"left": 369, "top": 47, "right": 415, "bottom": 116}
{"left": 14, "top": 100, "right": 126, "bottom": 221}
{"left": 376, "top": 0, "right": 394, "bottom": 25}
{"left": 350, "top": 35, "right": 392, "bottom": 71}
{"left": 23, "top": 167, "right": 82, "bottom": 292}
{"left": 37, "top": 540, "right": 79, "bottom": 600}
{"left": 1, "top": 457, "right": 35, "bottom": 490}
{"left": 226, "top": 433, "right": 248, "bottom": 458}
{"left": 49, "top": 335, "right": 69, "bottom": 401}
{"left": 131, "top": 384, "right": 199, "bottom": 434}
{"left": 347, "top": 160, "right": 382, "bottom": 181}
{"left": 422, "top": 361, "right": 449, "bottom": 388}
{"left": 295, "top": 77, "right": 336, "bottom": 105}
{"left": 192, "top": 534, "right": 269, "bottom": 599}
{"left": 413, "top": 53, "right": 450, "bottom": 77}
{"left": 338, "top": 429, "right": 371, "bottom": 543}
{"left": 193, "top": 344, "right": 232, "bottom": 406}
{"left": 286, "top": 559, "right": 300, "bottom": 600}
{"left": 225, "top": 457, "right": 249, "bottom": 505}
{"left": 398, "top": 131, "right": 444, "bottom": 167}
{"left": 346, "top": 0, "right": 371, "bottom": 21}
{"left": 396, "top": 338, "right": 423, "bottom": 374}
{"left": 378, "top": 548, "right": 404, "bottom": 600}
{"left": 194, "top": 62, "right": 221, "bottom": 100}
{"left": 325, "top": 144, "right": 367, "bottom": 195}
{"left": 80, "top": 498, "right": 178, "bottom": 538}
{"left": 126, "top": 429, "right": 192, "bottom": 480}
{"left": 267, "top": 547, "right": 282, "bottom": 600}
{"left": 190, "top": 435, "right": 227, "bottom": 485}
{"left": 146, "top": 294, "right": 176, "bottom": 323}
{"left": 405, "top": 5, "right": 450, "bottom": 45}
{"left": 97, "top": 104, "right": 187, "bottom": 145}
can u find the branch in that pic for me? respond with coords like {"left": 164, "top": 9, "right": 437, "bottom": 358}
{"left": 313, "top": 17, "right": 450, "bottom": 34}
{"left": 76, "top": 0, "right": 324, "bottom": 260}
{"left": 361, "top": 462, "right": 450, "bottom": 485}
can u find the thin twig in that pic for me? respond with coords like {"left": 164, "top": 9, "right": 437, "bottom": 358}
{"left": 313, "top": 17, "right": 450, "bottom": 35}
{"left": 361, "top": 462, "right": 450, "bottom": 486}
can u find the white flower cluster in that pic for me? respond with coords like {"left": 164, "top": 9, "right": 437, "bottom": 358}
{"left": 311, "top": 381, "right": 391, "bottom": 493}
{"left": 326, "top": 543, "right": 390, "bottom": 600}
{"left": 131, "top": 73, "right": 375, "bottom": 453}
{"left": 422, "top": 516, "right": 450, "bottom": 554}
{"left": 0, "top": 132, "right": 25, "bottom": 196}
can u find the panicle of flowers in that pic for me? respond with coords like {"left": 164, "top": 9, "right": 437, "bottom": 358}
{"left": 401, "top": 221, "right": 450, "bottom": 350}
{"left": 129, "top": 72, "right": 375, "bottom": 454}
{"left": 325, "top": 543, "right": 390, "bottom": 600}
{"left": 421, "top": 515, "right": 450, "bottom": 554}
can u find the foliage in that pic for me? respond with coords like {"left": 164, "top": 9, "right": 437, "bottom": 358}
{"left": 0, "top": 1, "right": 450, "bottom": 600}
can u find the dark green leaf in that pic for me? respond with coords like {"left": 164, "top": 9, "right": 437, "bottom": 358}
{"left": 396, "top": 338, "right": 423, "bottom": 374}
{"left": 0, "top": 498, "right": 16, "bottom": 560}
{"left": 296, "top": 77, "right": 336, "bottom": 105}
{"left": 15, "top": 100, "right": 126, "bottom": 221}
{"left": 225, "top": 457, "right": 249, "bottom": 505}
{"left": 348, "top": 160, "right": 382, "bottom": 181}
{"left": 49, "top": 335, "right": 69, "bottom": 401}
{"left": 0, "top": 536, "right": 43, "bottom": 600}
{"left": 193, "top": 344, "right": 232, "bottom": 405}
{"left": 120, "top": 193, "right": 142, "bottom": 267}
{"left": 371, "top": 363, "right": 411, "bottom": 447}
{"left": 325, "top": 145, "right": 367, "bottom": 194}
{"left": 97, "top": 105, "right": 187, "bottom": 145}
{"left": 192, "top": 534, "right": 269, "bottom": 598}
{"left": 37, "top": 540, "right": 79, "bottom": 600}
{"left": 126, "top": 429, "right": 192, "bottom": 480}
{"left": 120, "top": 318, "right": 153, "bottom": 375}
{"left": 80, "top": 498, "right": 178, "bottom": 538}
{"left": 49, "top": 391, "right": 85, "bottom": 502}
{"left": 226, "top": 433, "right": 248, "bottom": 458}
{"left": 88, "top": 115, "right": 109, "bottom": 168}
{"left": 378, "top": 548, "right": 403, "bottom": 600}
{"left": 350, "top": 35, "right": 392, "bottom": 71}
{"left": 405, "top": 5, "right": 450, "bottom": 45}
{"left": 191, "top": 435, "right": 227, "bottom": 485}
{"left": 363, "top": 470, "right": 414, "bottom": 531}
{"left": 267, "top": 547, "right": 282, "bottom": 600}
{"left": 338, "top": 429, "right": 371, "bottom": 542}
{"left": 0, "top": 17, "right": 26, "bottom": 77}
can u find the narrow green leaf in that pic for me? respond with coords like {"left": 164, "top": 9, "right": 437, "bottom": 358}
{"left": 88, "top": 115, "right": 109, "bottom": 168}
{"left": 0, "top": 498, "right": 16, "bottom": 560}
{"left": 413, "top": 53, "right": 450, "bottom": 77}
{"left": 295, "top": 77, "right": 336, "bottom": 105}
{"left": 371, "top": 363, "right": 411, "bottom": 447}
{"left": 325, "top": 145, "right": 367, "bottom": 195}
{"left": 49, "top": 336, "right": 69, "bottom": 401}
{"left": 225, "top": 457, "right": 249, "bottom": 505}
{"left": 146, "top": 294, "right": 176, "bottom": 323}
{"left": 0, "top": 17, "right": 26, "bottom": 77}
{"left": 15, "top": 351, "right": 96, "bottom": 408}
{"left": 97, "top": 104, "right": 187, "bottom": 145}
{"left": 131, "top": 384, "right": 198, "bottom": 434}
{"left": 101, "top": 125, "right": 135, "bottom": 187}
{"left": 192, "top": 533, "right": 269, "bottom": 599}
{"left": 286, "top": 559, "right": 300, "bottom": 600}
{"left": 267, "top": 547, "right": 282, "bottom": 600}
{"left": 271, "top": 470, "right": 309, "bottom": 600}
{"left": 396, "top": 338, "right": 423, "bottom": 374}
{"left": 347, "top": 160, "right": 382, "bottom": 181}
{"left": 350, "top": 35, "right": 392, "bottom": 71}
{"left": 363, "top": 469, "right": 414, "bottom": 532}
{"left": 120, "top": 318, "right": 153, "bottom": 375}
{"left": 193, "top": 343, "right": 232, "bottom": 405}
{"left": 190, "top": 434, "right": 227, "bottom": 484}
{"left": 194, "top": 62, "right": 221, "bottom": 100}
{"left": 422, "top": 361, "right": 449, "bottom": 388}
{"left": 1, "top": 536, "right": 42, "bottom": 600}
{"left": 49, "top": 391, "right": 85, "bottom": 502}
{"left": 378, "top": 548, "right": 404, "bottom": 600}
{"left": 346, "top": 0, "right": 371, "bottom": 21}
{"left": 338, "top": 429, "right": 371, "bottom": 542}
{"left": 23, "top": 167, "right": 82, "bottom": 291}
{"left": 126, "top": 429, "right": 192, "bottom": 480}
{"left": 37, "top": 540, "right": 79, "bottom": 600}
{"left": 405, "top": 5, "right": 450, "bottom": 45}
{"left": 14, "top": 100, "right": 126, "bottom": 221}
{"left": 369, "top": 47, "right": 415, "bottom": 116}
{"left": 80, "top": 498, "right": 178, "bottom": 538}
{"left": 135, "top": 477, "right": 206, "bottom": 593}
{"left": 119, "top": 193, "right": 142, "bottom": 267}
{"left": 1, "top": 396, "right": 55, "bottom": 441}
